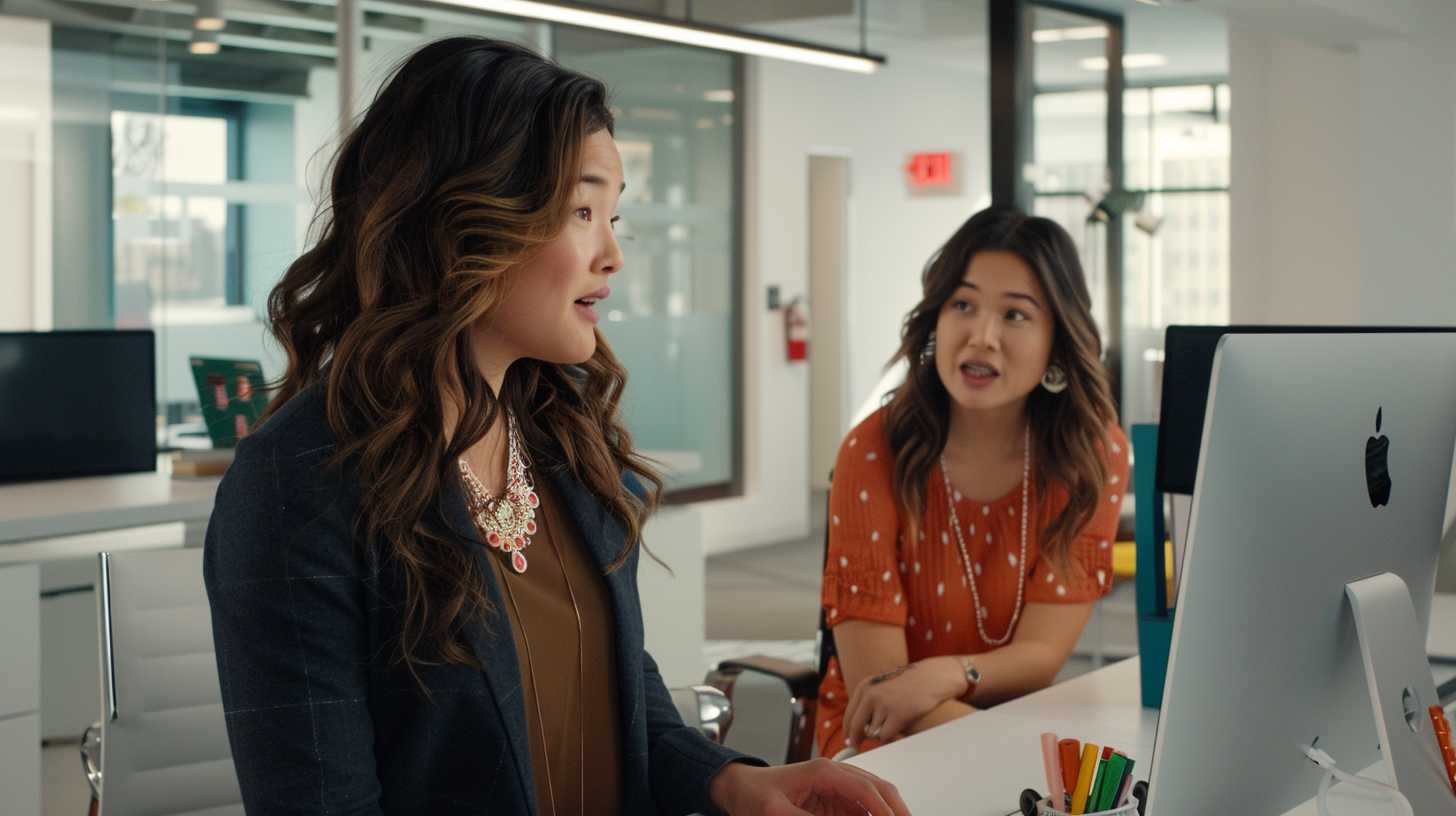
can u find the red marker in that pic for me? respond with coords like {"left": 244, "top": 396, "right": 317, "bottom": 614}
{"left": 1432, "top": 705, "right": 1456, "bottom": 796}
{"left": 1059, "top": 738, "right": 1082, "bottom": 796}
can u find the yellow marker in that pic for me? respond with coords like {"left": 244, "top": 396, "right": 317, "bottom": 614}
{"left": 1070, "top": 742, "right": 1101, "bottom": 814}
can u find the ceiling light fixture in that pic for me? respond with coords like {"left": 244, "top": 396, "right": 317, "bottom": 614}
{"left": 194, "top": 0, "right": 225, "bottom": 31}
{"left": 1033, "top": 26, "right": 1108, "bottom": 44}
{"left": 189, "top": 28, "right": 221, "bottom": 54}
{"left": 427, "top": 0, "right": 883, "bottom": 73}
{"left": 1080, "top": 53, "right": 1169, "bottom": 71}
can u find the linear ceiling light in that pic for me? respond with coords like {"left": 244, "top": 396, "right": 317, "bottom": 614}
{"left": 427, "top": 0, "right": 883, "bottom": 73}
{"left": 1080, "top": 53, "right": 1169, "bottom": 71}
{"left": 1033, "top": 25, "right": 1107, "bottom": 44}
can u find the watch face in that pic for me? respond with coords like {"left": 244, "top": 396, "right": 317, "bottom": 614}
{"left": 962, "top": 658, "right": 981, "bottom": 684}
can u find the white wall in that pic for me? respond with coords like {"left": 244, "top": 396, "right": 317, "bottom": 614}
{"left": 0, "top": 16, "right": 51, "bottom": 332}
{"left": 1227, "top": 25, "right": 1361, "bottom": 325}
{"left": 1355, "top": 32, "right": 1456, "bottom": 325}
{"left": 1228, "top": 3, "right": 1456, "bottom": 326}
{"left": 697, "top": 51, "right": 990, "bottom": 555}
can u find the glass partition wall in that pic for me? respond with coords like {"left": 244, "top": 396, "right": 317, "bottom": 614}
{"left": 1025, "top": 1, "right": 1230, "bottom": 427}
{"left": 8, "top": 1, "right": 743, "bottom": 498}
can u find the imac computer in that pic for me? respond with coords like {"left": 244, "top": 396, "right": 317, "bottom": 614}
{"left": 1147, "top": 332, "right": 1456, "bottom": 814}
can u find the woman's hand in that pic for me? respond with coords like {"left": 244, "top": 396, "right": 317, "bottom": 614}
{"left": 708, "top": 759, "right": 911, "bottom": 816}
{"left": 842, "top": 656, "right": 967, "bottom": 746}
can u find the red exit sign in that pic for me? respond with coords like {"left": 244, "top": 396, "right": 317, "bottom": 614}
{"left": 905, "top": 152, "right": 961, "bottom": 195}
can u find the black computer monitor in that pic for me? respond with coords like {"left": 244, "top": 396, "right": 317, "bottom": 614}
{"left": 1155, "top": 325, "right": 1456, "bottom": 495}
{"left": 0, "top": 330, "right": 157, "bottom": 483}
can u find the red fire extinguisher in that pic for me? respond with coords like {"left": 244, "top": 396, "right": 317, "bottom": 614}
{"left": 784, "top": 296, "right": 809, "bottom": 362}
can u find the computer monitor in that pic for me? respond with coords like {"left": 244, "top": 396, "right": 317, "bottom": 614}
{"left": 1156, "top": 325, "right": 1456, "bottom": 496}
{"left": 0, "top": 330, "right": 157, "bottom": 483}
{"left": 1154, "top": 325, "right": 1456, "bottom": 600}
{"left": 1147, "top": 332, "right": 1456, "bottom": 814}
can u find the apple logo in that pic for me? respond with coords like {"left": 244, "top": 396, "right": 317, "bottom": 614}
{"left": 1366, "top": 407, "right": 1392, "bottom": 508}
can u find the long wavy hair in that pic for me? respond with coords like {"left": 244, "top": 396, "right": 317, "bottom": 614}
{"left": 261, "top": 37, "right": 661, "bottom": 679}
{"left": 884, "top": 207, "right": 1117, "bottom": 568}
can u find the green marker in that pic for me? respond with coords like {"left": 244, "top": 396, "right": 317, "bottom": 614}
{"left": 1092, "top": 751, "right": 1129, "bottom": 811}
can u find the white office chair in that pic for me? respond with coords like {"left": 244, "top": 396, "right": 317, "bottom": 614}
{"left": 79, "top": 546, "right": 732, "bottom": 815}
{"left": 83, "top": 547, "right": 242, "bottom": 816}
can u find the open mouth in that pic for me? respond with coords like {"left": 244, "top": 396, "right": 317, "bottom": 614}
{"left": 573, "top": 290, "right": 608, "bottom": 324}
{"left": 960, "top": 361, "right": 1000, "bottom": 379}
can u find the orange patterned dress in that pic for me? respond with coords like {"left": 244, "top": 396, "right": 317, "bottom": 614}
{"left": 814, "top": 407, "right": 1130, "bottom": 757}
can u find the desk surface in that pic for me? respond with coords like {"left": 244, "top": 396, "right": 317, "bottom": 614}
{"left": 0, "top": 471, "right": 220, "bottom": 544}
{"left": 846, "top": 658, "right": 1437, "bottom": 816}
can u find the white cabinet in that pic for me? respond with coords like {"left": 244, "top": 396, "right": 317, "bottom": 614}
{"left": 0, "top": 564, "right": 41, "bottom": 816}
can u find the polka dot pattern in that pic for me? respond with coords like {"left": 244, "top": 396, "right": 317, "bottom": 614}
{"left": 813, "top": 411, "right": 1128, "bottom": 760}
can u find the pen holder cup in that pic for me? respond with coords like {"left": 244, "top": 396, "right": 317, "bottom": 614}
{"left": 1037, "top": 799, "right": 1139, "bottom": 816}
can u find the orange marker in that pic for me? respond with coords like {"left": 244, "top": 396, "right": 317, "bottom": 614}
{"left": 1059, "top": 738, "right": 1083, "bottom": 795}
{"left": 1432, "top": 705, "right": 1456, "bottom": 796}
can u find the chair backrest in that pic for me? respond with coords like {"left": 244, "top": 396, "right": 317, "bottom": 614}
{"left": 816, "top": 473, "right": 837, "bottom": 681}
{"left": 97, "top": 547, "right": 242, "bottom": 816}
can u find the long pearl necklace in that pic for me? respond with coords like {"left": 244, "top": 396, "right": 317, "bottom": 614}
{"left": 939, "top": 424, "right": 1030, "bottom": 647}
{"left": 458, "top": 412, "right": 540, "bottom": 574}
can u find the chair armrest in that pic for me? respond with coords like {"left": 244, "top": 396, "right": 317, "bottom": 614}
{"left": 706, "top": 655, "right": 820, "bottom": 764}
{"left": 712, "top": 655, "right": 819, "bottom": 702}
{"left": 80, "top": 722, "right": 102, "bottom": 797}
{"left": 669, "top": 684, "right": 734, "bottom": 744}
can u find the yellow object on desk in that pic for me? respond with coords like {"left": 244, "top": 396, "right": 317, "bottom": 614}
{"left": 1069, "top": 742, "right": 1100, "bottom": 814}
{"left": 1110, "top": 540, "right": 1173, "bottom": 581}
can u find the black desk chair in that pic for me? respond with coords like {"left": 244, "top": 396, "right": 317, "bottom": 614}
{"left": 705, "top": 476, "right": 837, "bottom": 765}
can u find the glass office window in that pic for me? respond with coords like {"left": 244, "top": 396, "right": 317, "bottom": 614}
{"left": 1034, "top": 82, "right": 1231, "bottom": 425}
{"left": 555, "top": 28, "right": 740, "bottom": 497}
{"left": 10, "top": 3, "right": 743, "bottom": 497}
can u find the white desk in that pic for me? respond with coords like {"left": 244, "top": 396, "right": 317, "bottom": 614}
{"left": 847, "top": 658, "right": 1443, "bottom": 816}
{"left": 0, "top": 470, "right": 220, "bottom": 549}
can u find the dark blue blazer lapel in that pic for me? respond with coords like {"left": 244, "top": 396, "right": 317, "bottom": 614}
{"left": 437, "top": 478, "right": 537, "bottom": 814}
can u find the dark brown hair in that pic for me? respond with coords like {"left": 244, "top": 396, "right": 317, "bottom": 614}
{"left": 261, "top": 37, "right": 661, "bottom": 679}
{"left": 884, "top": 207, "right": 1117, "bottom": 568}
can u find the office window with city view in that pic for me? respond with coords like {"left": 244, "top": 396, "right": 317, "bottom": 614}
{"left": 1033, "top": 83, "right": 1231, "bottom": 425}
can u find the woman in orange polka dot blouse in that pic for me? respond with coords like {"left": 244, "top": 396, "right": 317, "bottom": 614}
{"left": 815, "top": 207, "right": 1129, "bottom": 759}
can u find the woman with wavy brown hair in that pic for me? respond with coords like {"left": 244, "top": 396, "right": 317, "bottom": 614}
{"left": 812, "top": 207, "right": 1129, "bottom": 759}
{"left": 203, "top": 36, "right": 907, "bottom": 816}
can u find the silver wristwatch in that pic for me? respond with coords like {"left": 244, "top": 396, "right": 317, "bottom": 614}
{"left": 957, "top": 656, "right": 982, "bottom": 699}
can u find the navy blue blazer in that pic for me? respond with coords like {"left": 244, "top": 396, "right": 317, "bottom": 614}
{"left": 203, "top": 385, "right": 763, "bottom": 815}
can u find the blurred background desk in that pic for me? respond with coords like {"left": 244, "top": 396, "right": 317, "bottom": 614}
{"left": 0, "top": 467, "right": 222, "bottom": 742}
{"left": 0, "top": 469, "right": 220, "bottom": 554}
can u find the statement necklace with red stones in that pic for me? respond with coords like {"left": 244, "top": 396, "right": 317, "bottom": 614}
{"left": 458, "top": 412, "right": 540, "bottom": 574}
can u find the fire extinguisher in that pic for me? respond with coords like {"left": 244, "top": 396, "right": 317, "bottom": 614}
{"left": 784, "top": 296, "right": 809, "bottom": 362}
